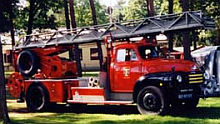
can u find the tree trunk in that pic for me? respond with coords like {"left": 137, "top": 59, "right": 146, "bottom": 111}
{"left": 69, "top": 0, "right": 81, "bottom": 76}
{"left": 64, "top": 0, "right": 70, "bottom": 30}
{"left": 9, "top": 0, "right": 17, "bottom": 72}
{"left": 182, "top": 0, "right": 189, "bottom": 11}
{"left": 69, "top": 0, "right": 76, "bottom": 29}
{"left": 182, "top": 0, "right": 191, "bottom": 60}
{"left": 168, "top": 0, "right": 173, "bottom": 52}
{"left": 27, "top": 0, "right": 35, "bottom": 35}
{"left": 146, "top": 0, "right": 154, "bottom": 17}
{"left": 0, "top": 37, "right": 10, "bottom": 124}
{"left": 190, "top": 0, "right": 197, "bottom": 49}
{"left": 9, "top": 4, "right": 15, "bottom": 46}
{"left": 74, "top": 44, "right": 82, "bottom": 77}
{"left": 216, "top": 19, "right": 220, "bottom": 45}
{"left": 89, "top": 0, "right": 98, "bottom": 25}
{"left": 89, "top": 0, "right": 103, "bottom": 70}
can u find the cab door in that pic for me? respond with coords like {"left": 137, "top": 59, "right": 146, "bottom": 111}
{"left": 111, "top": 48, "right": 142, "bottom": 92}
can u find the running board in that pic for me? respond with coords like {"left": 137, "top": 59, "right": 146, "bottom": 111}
{"left": 67, "top": 100, "right": 133, "bottom": 105}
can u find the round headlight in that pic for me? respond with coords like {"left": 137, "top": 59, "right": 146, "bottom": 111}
{"left": 191, "top": 65, "right": 199, "bottom": 71}
{"left": 176, "top": 75, "right": 182, "bottom": 83}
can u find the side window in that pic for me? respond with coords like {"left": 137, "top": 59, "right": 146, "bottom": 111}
{"left": 131, "top": 49, "right": 138, "bottom": 61}
{"left": 116, "top": 49, "right": 138, "bottom": 62}
{"left": 117, "top": 49, "right": 126, "bottom": 62}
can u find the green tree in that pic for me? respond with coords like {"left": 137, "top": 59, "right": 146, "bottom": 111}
{"left": 146, "top": 0, "right": 154, "bottom": 16}
{"left": 154, "top": 0, "right": 182, "bottom": 15}
{"left": 19, "top": 0, "right": 63, "bottom": 34}
{"left": 69, "top": 0, "right": 77, "bottom": 29}
{"left": 74, "top": 0, "right": 107, "bottom": 27}
{"left": 123, "top": 0, "right": 148, "bottom": 20}
{"left": 64, "top": 0, "right": 70, "bottom": 29}
{"left": 112, "top": 0, "right": 126, "bottom": 22}
{"left": 122, "top": 0, "right": 182, "bottom": 21}
{"left": 196, "top": 0, "right": 220, "bottom": 45}
{"left": 0, "top": 37, "right": 10, "bottom": 124}
{"left": 89, "top": 0, "right": 103, "bottom": 71}
{"left": 0, "top": 0, "right": 16, "bottom": 123}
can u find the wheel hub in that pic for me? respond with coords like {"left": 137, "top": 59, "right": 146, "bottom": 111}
{"left": 143, "top": 93, "right": 160, "bottom": 112}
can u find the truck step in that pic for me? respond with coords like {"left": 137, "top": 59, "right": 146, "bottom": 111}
{"left": 70, "top": 87, "right": 106, "bottom": 101}
{"left": 67, "top": 100, "right": 133, "bottom": 105}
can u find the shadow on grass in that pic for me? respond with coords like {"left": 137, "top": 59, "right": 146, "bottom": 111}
{"left": 48, "top": 104, "right": 139, "bottom": 115}
{"left": 9, "top": 104, "right": 220, "bottom": 124}
{"left": 170, "top": 106, "right": 220, "bottom": 119}
{"left": 10, "top": 103, "right": 220, "bottom": 118}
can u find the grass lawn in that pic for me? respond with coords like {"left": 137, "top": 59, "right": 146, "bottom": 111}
{"left": 7, "top": 97, "right": 220, "bottom": 124}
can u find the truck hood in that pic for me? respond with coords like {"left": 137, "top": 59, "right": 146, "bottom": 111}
{"left": 142, "top": 58, "right": 196, "bottom": 74}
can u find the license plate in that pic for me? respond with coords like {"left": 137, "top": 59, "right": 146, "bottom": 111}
{"left": 178, "top": 94, "right": 192, "bottom": 99}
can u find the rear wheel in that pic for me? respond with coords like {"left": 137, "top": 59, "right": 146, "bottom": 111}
{"left": 26, "top": 85, "right": 49, "bottom": 112}
{"left": 137, "top": 86, "right": 168, "bottom": 115}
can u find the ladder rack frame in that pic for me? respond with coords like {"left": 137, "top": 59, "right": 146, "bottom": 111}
{"left": 15, "top": 10, "right": 215, "bottom": 50}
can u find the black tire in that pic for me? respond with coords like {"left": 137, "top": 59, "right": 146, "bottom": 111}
{"left": 137, "top": 86, "right": 168, "bottom": 115}
{"left": 17, "top": 50, "right": 39, "bottom": 77}
{"left": 26, "top": 85, "right": 49, "bottom": 112}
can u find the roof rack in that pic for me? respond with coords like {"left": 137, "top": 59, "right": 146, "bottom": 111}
{"left": 15, "top": 10, "right": 215, "bottom": 49}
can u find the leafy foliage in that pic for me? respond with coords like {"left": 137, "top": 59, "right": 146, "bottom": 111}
{"left": 154, "top": 0, "right": 182, "bottom": 15}
{"left": 25, "top": 0, "right": 63, "bottom": 31}
{"left": 2, "top": 0, "right": 220, "bottom": 46}
{"left": 123, "top": 0, "right": 148, "bottom": 21}
{"left": 198, "top": 0, "right": 220, "bottom": 45}
{"left": 13, "top": 0, "right": 108, "bottom": 30}
{"left": 0, "top": 0, "right": 18, "bottom": 33}
{"left": 112, "top": 0, "right": 126, "bottom": 22}
{"left": 116, "top": 0, "right": 182, "bottom": 22}
{"left": 74, "top": 0, "right": 108, "bottom": 27}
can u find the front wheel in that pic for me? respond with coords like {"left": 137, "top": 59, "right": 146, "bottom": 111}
{"left": 26, "top": 85, "right": 49, "bottom": 112}
{"left": 137, "top": 86, "right": 168, "bottom": 115}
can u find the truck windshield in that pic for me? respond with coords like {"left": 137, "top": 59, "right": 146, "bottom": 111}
{"left": 138, "top": 46, "right": 162, "bottom": 59}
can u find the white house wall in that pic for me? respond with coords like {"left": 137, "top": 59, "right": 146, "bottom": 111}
{"left": 59, "top": 43, "right": 107, "bottom": 71}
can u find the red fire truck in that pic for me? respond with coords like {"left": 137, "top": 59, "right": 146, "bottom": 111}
{"left": 7, "top": 11, "right": 215, "bottom": 115}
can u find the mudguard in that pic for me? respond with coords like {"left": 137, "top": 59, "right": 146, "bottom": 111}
{"left": 133, "top": 72, "right": 174, "bottom": 102}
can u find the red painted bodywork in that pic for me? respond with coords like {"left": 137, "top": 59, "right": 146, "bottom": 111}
{"left": 14, "top": 46, "right": 77, "bottom": 78}
{"left": 24, "top": 79, "right": 78, "bottom": 102}
{"left": 109, "top": 41, "right": 197, "bottom": 92}
{"left": 71, "top": 87, "right": 104, "bottom": 96}
{"left": 11, "top": 45, "right": 78, "bottom": 103}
